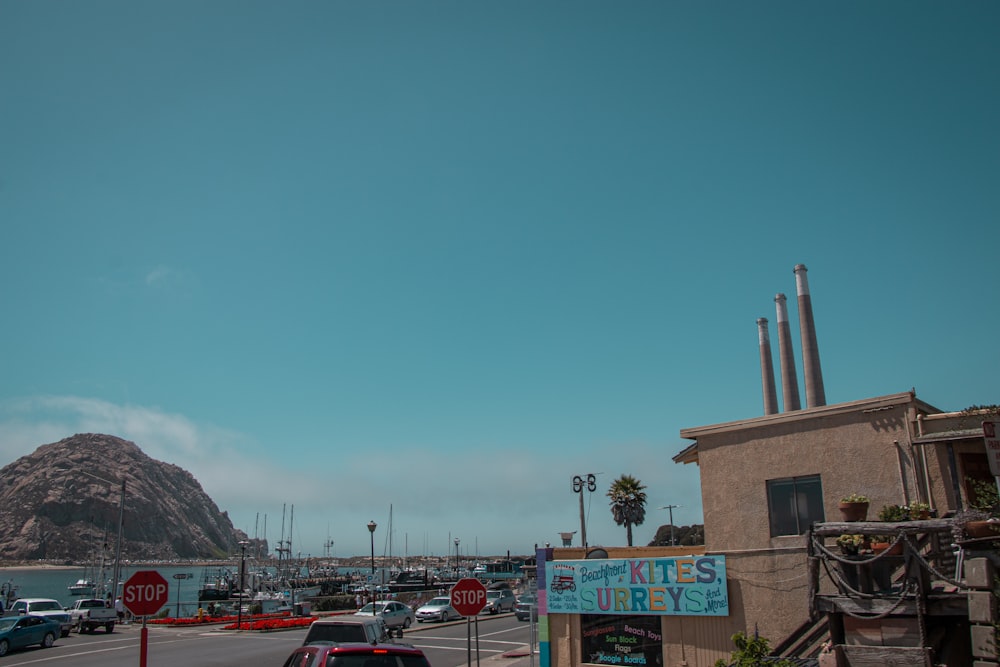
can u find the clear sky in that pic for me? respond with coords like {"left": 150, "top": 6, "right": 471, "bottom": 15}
{"left": 1, "top": 1, "right": 997, "bottom": 561}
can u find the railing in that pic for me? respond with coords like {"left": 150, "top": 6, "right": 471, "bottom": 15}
{"left": 807, "top": 519, "right": 971, "bottom": 623}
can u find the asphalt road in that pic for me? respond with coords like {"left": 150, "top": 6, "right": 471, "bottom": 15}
{"left": 0, "top": 613, "right": 534, "bottom": 667}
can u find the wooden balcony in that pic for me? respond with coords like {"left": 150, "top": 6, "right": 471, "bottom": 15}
{"left": 805, "top": 519, "right": 998, "bottom": 666}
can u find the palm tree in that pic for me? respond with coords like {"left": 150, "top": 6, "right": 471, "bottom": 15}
{"left": 607, "top": 474, "right": 648, "bottom": 546}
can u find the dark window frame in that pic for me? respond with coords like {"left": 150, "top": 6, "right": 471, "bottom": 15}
{"left": 766, "top": 474, "right": 825, "bottom": 537}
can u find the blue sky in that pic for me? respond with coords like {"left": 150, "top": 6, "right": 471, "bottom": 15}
{"left": 1, "top": 1, "right": 997, "bottom": 560}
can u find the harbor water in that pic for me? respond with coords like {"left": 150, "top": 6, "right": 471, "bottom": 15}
{"left": 0, "top": 565, "right": 363, "bottom": 618}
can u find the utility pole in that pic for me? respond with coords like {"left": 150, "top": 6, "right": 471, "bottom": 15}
{"left": 572, "top": 474, "right": 597, "bottom": 548}
{"left": 658, "top": 505, "right": 681, "bottom": 546}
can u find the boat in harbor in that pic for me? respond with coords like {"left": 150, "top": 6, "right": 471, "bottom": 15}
{"left": 68, "top": 578, "right": 96, "bottom": 596}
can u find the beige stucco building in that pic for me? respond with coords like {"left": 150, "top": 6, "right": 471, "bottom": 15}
{"left": 537, "top": 392, "right": 997, "bottom": 667}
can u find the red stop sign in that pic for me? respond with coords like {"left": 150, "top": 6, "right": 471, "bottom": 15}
{"left": 450, "top": 577, "right": 488, "bottom": 616}
{"left": 123, "top": 570, "right": 169, "bottom": 616}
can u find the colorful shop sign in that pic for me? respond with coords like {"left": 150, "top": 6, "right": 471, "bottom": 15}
{"left": 545, "top": 556, "right": 728, "bottom": 616}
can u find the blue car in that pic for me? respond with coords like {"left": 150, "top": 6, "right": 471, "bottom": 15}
{"left": 0, "top": 614, "right": 60, "bottom": 656}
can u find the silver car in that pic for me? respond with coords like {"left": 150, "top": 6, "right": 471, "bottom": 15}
{"left": 415, "top": 596, "right": 459, "bottom": 623}
{"left": 481, "top": 588, "right": 516, "bottom": 614}
{"left": 354, "top": 600, "right": 415, "bottom": 629}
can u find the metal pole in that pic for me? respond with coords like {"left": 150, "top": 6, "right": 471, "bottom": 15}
{"left": 111, "top": 480, "right": 126, "bottom": 606}
{"left": 237, "top": 541, "right": 248, "bottom": 630}
{"left": 578, "top": 487, "right": 587, "bottom": 548}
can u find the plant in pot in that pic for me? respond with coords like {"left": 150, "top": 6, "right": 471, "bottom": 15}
{"left": 839, "top": 494, "right": 870, "bottom": 522}
{"left": 836, "top": 533, "right": 867, "bottom": 556}
{"left": 956, "top": 478, "right": 1000, "bottom": 540}
{"left": 872, "top": 503, "right": 909, "bottom": 554}
{"left": 906, "top": 501, "right": 931, "bottom": 520}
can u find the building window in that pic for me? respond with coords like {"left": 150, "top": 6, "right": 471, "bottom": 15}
{"left": 580, "top": 614, "right": 662, "bottom": 665}
{"left": 767, "top": 474, "right": 824, "bottom": 537}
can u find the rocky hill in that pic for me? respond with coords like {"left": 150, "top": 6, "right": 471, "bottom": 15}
{"left": 0, "top": 433, "right": 249, "bottom": 562}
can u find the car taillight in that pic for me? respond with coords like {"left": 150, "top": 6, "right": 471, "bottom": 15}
{"left": 372, "top": 649, "right": 388, "bottom": 654}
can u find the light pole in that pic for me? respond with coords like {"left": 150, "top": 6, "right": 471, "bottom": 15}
{"left": 367, "top": 520, "right": 377, "bottom": 603}
{"left": 572, "top": 474, "right": 597, "bottom": 547}
{"left": 658, "top": 505, "right": 681, "bottom": 546}
{"left": 236, "top": 540, "right": 249, "bottom": 630}
{"left": 454, "top": 537, "right": 460, "bottom": 571}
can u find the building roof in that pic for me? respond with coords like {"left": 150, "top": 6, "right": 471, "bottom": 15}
{"left": 672, "top": 391, "right": 941, "bottom": 465}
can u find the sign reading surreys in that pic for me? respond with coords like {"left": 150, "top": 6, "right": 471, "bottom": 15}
{"left": 984, "top": 421, "right": 1000, "bottom": 477}
{"left": 545, "top": 556, "right": 729, "bottom": 616}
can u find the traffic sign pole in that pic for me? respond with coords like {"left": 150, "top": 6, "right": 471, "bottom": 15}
{"left": 123, "top": 570, "right": 169, "bottom": 667}
{"left": 450, "top": 578, "right": 488, "bottom": 667}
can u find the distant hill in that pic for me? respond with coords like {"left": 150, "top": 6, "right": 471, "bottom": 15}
{"left": 0, "top": 433, "right": 250, "bottom": 562}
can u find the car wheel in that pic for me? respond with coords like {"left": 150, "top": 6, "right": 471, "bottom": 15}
{"left": 61, "top": 629, "right": 71, "bottom": 638}
{"left": 0, "top": 639, "right": 9, "bottom": 656}
{"left": 106, "top": 622, "right": 115, "bottom": 633}
{"left": 403, "top": 617, "right": 412, "bottom": 628}
{"left": 42, "top": 632, "right": 56, "bottom": 648}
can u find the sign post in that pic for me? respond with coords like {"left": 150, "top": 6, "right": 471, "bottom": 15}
{"left": 451, "top": 578, "right": 487, "bottom": 667}
{"left": 123, "top": 570, "right": 169, "bottom": 667}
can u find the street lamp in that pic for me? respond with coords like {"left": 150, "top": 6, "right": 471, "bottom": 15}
{"left": 367, "top": 521, "right": 377, "bottom": 605}
{"left": 572, "top": 474, "right": 597, "bottom": 547}
{"left": 236, "top": 540, "right": 249, "bottom": 631}
{"left": 454, "top": 538, "right": 460, "bottom": 571}
{"left": 658, "top": 505, "right": 682, "bottom": 546}
{"left": 367, "top": 521, "right": 377, "bottom": 574}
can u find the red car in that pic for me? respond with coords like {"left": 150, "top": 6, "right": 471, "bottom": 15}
{"left": 281, "top": 642, "right": 432, "bottom": 667}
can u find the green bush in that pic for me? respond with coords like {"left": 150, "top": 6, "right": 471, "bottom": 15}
{"left": 714, "top": 632, "right": 795, "bottom": 667}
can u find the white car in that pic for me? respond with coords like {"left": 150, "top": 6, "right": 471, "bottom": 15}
{"left": 415, "top": 596, "right": 459, "bottom": 623}
{"left": 4, "top": 599, "right": 73, "bottom": 638}
{"left": 354, "top": 600, "right": 415, "bottom": 629}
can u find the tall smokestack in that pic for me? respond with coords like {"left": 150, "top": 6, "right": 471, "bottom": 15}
{"left": 757, "top": 318, "right": 779, "bottom": 415}
{"left": 794, "top": 263, "right": 826, "bottom": 407}
{"left": 774, "top": 293, "right": 801, "bottom": 411}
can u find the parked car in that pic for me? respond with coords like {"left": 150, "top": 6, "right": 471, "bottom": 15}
{"left": 481, "top": 588, "right": 516, "bottom": 615}
{"left": 415, "top": 596, "right": 459, "bottom": 623}
{"left": 281, "top": 641, "right": 431, "bottom": 667}
{"left": 4, "top": 599, "right": 73, "bottom": 637}
{"left": 514, "top": 593, "right": 537, "bottom": 622}
{"left": 302, "top": 615, "right": 389, "bottom": 645}
{"left": 355, "top": 600, "right": 415, "bottom": 630}
{"left": 0, "top": 615, "right": 61, "bottom": 657}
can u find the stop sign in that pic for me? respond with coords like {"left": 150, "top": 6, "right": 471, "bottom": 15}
{"left": 450, "top": 577, "right": 488, "bottom": 616}
{"left": 123, "top": 570, "right": 169, "bottom": 616}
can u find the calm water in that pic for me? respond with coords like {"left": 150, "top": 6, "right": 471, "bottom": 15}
{"left": 1, "top": 565, "right": 370, "bottom": 617}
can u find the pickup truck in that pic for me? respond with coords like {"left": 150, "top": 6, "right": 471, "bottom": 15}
{"left": 67, "top": 598, "right": 117, "bottom": 633}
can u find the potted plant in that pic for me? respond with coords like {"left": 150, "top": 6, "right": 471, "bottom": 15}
{"left": 836, "top": 534, "right": 867, "bottom": 556}
{"left": 906, "top": 502, "right": 931, "bottom": 520}
{"left": 877, "top": 503, "right": 909, "bottom": 522}
{"left": 959, "top": 479, "right": 1000, "bottom": 539}
{"left": 839, "top": 494, "right": 870, "bottom": 522}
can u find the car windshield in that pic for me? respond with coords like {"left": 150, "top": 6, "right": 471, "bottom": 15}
{"left": 31, "top": 601, "right": 62, "bottom": 611}
{"left": 357, "top": 604, "right": 381, "bottom": 613}
{"left": 425, "top": 598, "right": 449, "bottom": 607}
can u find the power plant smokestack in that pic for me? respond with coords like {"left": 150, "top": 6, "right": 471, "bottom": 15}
{"left": 794, "top": 263, "right": 826, "bottom": 407}
{"left": 757, "top": 318, "right": 779, "bottom": 415}
{"left": 774, "top": 293, "right": 801, "bottom": 411}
